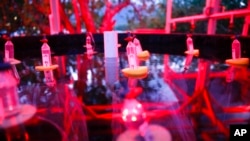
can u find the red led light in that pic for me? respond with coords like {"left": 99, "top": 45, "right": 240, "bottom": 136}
{"left": 121, "top": 99, "right": 146, "bottom": 123}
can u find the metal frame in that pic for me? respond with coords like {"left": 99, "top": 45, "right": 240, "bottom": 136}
{"left": 165, "top": 0, "right": 250, "bottom": 35}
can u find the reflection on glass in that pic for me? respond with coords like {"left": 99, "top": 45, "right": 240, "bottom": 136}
{"left": 225, "top": 65, "right": 250, "bottom": 103}
{"left": 54, "top": 56, "right": 66, "bottom": 79}
{"left": 84, "top": 32, "right": 95, "bottom": 55}
{"left": 44, "top": 70, "right": 56, "bottom": 87}
{"left": 113, "top": 54, "right": 196, "bottom": 141}
{"left": 10, "top": 51, "right": 249, "bottom": 140}
{"left": 183, "top": 54, "right": 194, "bottom": 73}
{"left": 121, "top": 99, "right": 146, "bottom": 129}
{"left": 225, "top": 66, "right": 235, "bottom": 83}
{"left": 5, "top": 124, "right": 29, "bottom": 141}
{"left": 0, "top": 68, "right": 20, "bottom": 117}
{"left": 231, "top": 38, "right": 241, "bottom": 59}
{"left": 194, "top": 59, "right": 210, "bottom": 91}
{"left": 105, "top": 58, "right": 119, "bottom": 86}
{"left": 18, "top": 83, "right": 88, "bottom": 141}
{"left": 11, "top": 65, "right": 20, "bottom": 82}
{"left": 126, "top": 41, "right": 138, "bottom": 69}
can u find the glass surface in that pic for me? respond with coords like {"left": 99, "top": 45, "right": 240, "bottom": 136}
{"left": 1, "top": 51, "right": 249, "bottom": 141}
{"left": 17, "top": 83, "right": 88, "bottom": 141}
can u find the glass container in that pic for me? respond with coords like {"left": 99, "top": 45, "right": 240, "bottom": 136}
{"left": 0, "top": 68, "right": 19, "bottom": 117}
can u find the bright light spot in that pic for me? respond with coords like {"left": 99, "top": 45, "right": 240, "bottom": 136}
{"left": 13, "top": 32, "right": 19, "bottom": 36}
{"left": 69, "top": 66, "right": 78, "bottom": 81}
{"left": 63, "top": 29, "right": 70, "bottom": 34}
{"left": 240, "top": 2, "right": 246, "bottom": 7}
{"left": 122, "top": 115, "right": 127, "bottom": 121}
{"left": 122, "top": 99, "right": 145, "bottom": 123}
{"left": 137, "top": 103, "right": 142, "bottom": 108}
{"left": 37, "top": 30, "right": 41, "bottom": 34}
{"left": 132, "top": 108, "right": 138, "bottom": 114}
{"left": 122, "top": 109, "right": 129, "bottom": 115}
{"left": 86, "top": 69, "right": 92, "bottom": 85}
{"left": 14, "top": 16, "right": 17, "bottom": 20}
{"left": 68, "top": 83, "right": 74, "bottom": 89}
{"left": 131, "top": 116, "right": 137, "bottom": 121}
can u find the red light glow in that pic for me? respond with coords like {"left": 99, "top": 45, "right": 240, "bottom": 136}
{"left": 121, "top": 99, "right": 146, "bottom": 123}
{"left": 131, "top": 116, "right": 137, "bottom": 122}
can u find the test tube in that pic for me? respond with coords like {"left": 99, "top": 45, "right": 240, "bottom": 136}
{"left": 4, "top": 39, "right": 14, "bottom": 61}
{"left": 133, "top": 38, "right": 142, "bottom": 54}
{"left": 41, "top": 38, "right": 55, "bottom": 86}
{"left": 85, "top": 34, "right": 93, "bottom": 55}
{"left": 126, "top": 41, "right": 138, "bottom": 69}
{"left": 232, "top": 38, "right": 241, "bottom": 59}
{"left": 41, "top": 39, "right": 52, "bottom": 67}
{"left": 186, "top": 36, "right": 194, "bottom": 52}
